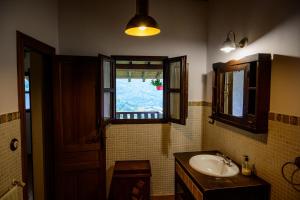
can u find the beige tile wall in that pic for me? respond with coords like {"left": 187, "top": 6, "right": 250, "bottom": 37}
{"left": 202, "top": 106, "right": 300, "bottom": 200}
{"left": 106, "top": 106, "right": 203, "bottom": 196}
{"left": 0, "top": 119, "right": 22, "bottom": 199}
{"left": 4, "top": 105, "right": 298, "bottom": 199}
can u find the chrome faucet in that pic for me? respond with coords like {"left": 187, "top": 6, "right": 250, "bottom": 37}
{"left": 216, "top": 153, "right": 232, "bottom": 167}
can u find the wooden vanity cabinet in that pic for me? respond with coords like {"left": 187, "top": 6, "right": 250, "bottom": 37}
{"left": 175, "top": 162, "right": 203, "bottom": 200}
{"left": 175, "top": 174, "right": 195, "bottom": 200}
{"left": 174, "top": 152, "right": 270, "bottom": 200}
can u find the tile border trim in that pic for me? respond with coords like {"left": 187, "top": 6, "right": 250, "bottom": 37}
{"left": 269, "top": 112, "right": 300, "bottom": 126}
{"left": 198, "top": 102, "right": 300, "bottom": 127}
{"left": 0, "top": 112, "right": 20, "bottom": 124}
{"left": 188, "top": 101, "right": 212, "bottom": 107}
{"left": 195, "top": 102, "right": 300, "bottom": 127}
{"left": 4, "top": 108, "right": 298, "bottom": 127}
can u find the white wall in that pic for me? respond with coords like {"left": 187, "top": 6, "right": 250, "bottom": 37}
{"left": 271, "top": 55, "right": 300, "bottom": 116}
{"left": 58, "top": 0, "right": 208, "bottom": 101}
{"left": 0, "top": 0, "right": 59, "bottom": 198}
{"left": 205, "top": 0, "right": 300, "bottom": 102}
{"left": 0, "top": 0, "right": 59, "bottom": 114}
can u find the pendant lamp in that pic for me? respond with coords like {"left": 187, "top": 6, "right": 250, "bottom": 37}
{"left": 125, "top": 0, "right": 160, "bottom": 37}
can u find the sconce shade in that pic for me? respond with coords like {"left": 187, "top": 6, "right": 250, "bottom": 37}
{"left": 220, "top": 31, "right": 248, "bottom": 53}
{"left": 220, "top": 36, "right": 236, "bottom": 53}
{"left": 125, "top": 0, "right": 160, "bottom": 37}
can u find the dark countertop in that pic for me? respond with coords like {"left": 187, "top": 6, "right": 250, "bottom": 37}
{"left": 174, "top": 151, "right": 270, "bottom": 194}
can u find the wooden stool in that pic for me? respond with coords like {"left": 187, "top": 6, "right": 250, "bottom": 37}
{"left": 109, "top": 160, "right": 151, "bottom": 200}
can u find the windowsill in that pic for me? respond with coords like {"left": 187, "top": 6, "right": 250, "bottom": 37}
{"left": 110, "top": 118, "right": 168, "bottom": 124}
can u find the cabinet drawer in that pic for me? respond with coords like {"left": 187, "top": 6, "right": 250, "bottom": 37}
{"left": 175, "top": 162, "right": 203, "bottom": 200}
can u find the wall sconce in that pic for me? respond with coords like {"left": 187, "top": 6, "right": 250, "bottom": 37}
{"left": 220, "top": 31, "right": 248, "bottom": 53}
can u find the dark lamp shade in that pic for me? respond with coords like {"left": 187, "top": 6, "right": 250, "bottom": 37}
{"left": 125, "top": 14, "right": 160, "bottom": 36}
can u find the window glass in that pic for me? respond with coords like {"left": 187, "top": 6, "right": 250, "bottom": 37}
{"left": 25, "top": 93, "right": 30, "bottom": 110}
{"left": 116, "top": 68, "right": 163, "bottom": 120}
{"left": 170, "top": 61, "right": 180, "bottom": 89}
{"left": 104, "top": 92, "right": 111, "bottom": 119}
{"left": 24, "top": 76, "right": 30, "bottom": 110}
{"left": 103, "top": 60, "right": 111, "bottom": 88}
{"left": 170, "top": 93, "right": 180, "bottom": 119}
{"left": 25, "top": 76, "right": 30, "bottom": 92}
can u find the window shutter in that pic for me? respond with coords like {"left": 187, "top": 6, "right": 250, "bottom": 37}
{"left": 99, "top": 54, "right": 115, "bottom": 125}
{"left": 167, "top": 56, "right": 188, "bottom": 125}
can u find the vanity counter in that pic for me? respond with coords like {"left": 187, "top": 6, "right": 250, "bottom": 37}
{"left": 174, "top": 151, "right": 270, "bottom": 200}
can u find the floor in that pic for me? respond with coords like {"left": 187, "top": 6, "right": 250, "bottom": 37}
{"left": 27, "top": 155, "right": 33, "bottom": 200}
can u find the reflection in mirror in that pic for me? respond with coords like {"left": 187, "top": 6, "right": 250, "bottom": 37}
{"left": 220, "top": 70, "right": 244, "bottom": 117}
{"left": 219, "top": 73, "right": 224, "bottom": 113}
{"left": 224, "top": 72, "right": 233, "bottom": 115}
{"left": 232, "top": 70, "right": 244, "bottom": 117}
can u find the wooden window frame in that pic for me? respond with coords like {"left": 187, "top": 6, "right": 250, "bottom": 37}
{"left": 107, "top": 55, "right": 188, "bottom": 125}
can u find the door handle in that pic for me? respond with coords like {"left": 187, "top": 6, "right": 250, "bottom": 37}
{"left": 96, "top": 118, "right": 100, "bottom": 129}
{"left": 99, "top": 129, "right": 106, "bottom": 148}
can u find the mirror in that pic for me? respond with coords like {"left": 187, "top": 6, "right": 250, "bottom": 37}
{"left": 212, "top": 54, "right": 272, "bottom": 133}
{"left": 219, "top": 70, "right": 244, "bottom": 117}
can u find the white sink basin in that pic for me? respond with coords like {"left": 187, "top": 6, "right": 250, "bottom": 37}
{"left": 189, "top": 154, "right": 239, "bottom": 177}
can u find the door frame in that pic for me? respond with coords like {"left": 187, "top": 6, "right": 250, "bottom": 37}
{"left": 17, "top": 31, "right": 56, "bottom": 200}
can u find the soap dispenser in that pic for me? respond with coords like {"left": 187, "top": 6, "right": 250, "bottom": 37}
{"left": 242, "top": 155, "right": 252, "bottom": 176}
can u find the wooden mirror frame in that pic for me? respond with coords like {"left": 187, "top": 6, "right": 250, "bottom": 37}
{"left": 211, "top": 54, "right": 271, "bottom": 133}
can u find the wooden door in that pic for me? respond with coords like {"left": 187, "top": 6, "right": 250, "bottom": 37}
{"left": 53, "top": 56, "right": 105, "bottom": 200}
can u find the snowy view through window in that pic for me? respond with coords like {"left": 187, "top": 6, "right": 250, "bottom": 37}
{"left": 116, "top": 79, "right": 163, "bottom": 115}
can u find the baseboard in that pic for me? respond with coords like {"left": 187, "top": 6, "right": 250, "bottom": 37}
{"left": 152, "top": 195, "right": 175, "bottom": 200}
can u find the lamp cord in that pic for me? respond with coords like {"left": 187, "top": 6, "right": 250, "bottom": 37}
{"left": 281, "top": 161, "right": 300, "bottom": 192}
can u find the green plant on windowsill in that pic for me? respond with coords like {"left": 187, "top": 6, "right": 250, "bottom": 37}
{"left": 151, "top": 79, "right": 162, "bottom": 86}
{"left": 151, "top": 79, "right": 163, "bottom": 90}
